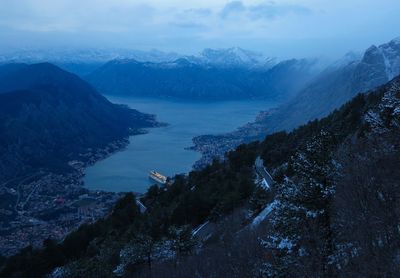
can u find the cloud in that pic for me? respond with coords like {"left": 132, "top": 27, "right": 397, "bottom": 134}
{"left": 170, "top": 8, "right": 213, "bottom": 31}
{"left": 0, "top": 0, "right": 399, "bottom": 58}
{"left": 171, "top": 22, "right": 208, "bottom": 30}
{"left": 220, "top": 1, "right": 246, "bottom": 18}
{"left": 219, "top": 1, "right": 311, "bottom": 20}
{"left": 184, "top": 8, "right": 213, "bottom": 17}
{"left": 249, "top": 3, "right": 312, "bottom": 20}
{"left": 0, "top": 1, "right": 157, "bottom": 33}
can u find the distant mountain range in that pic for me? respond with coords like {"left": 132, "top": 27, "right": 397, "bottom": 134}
{"left": 0, "top": 47, "right": 322, "bottom": 102}
{"left": 187, "top": 47, "right": 276, "bottom": 69}
{"left": 0, "top": 47, "right": 273, "bottom": 75}
{"left": 85, "top": 57, "right": 319, "bottom": 101}
{"left": 0, "top": 47, "right": 275, "bottom": 72}
{"left": 0, "top": 48, "right": 182, "bottom": 76}
{"left": 0, "top": 63, "right": 158, "bottom": 180}
{"left": 2, "top": 38, "right": 399, "bottom": 168}
{"left": 192, "top": 37, "right": 400, "bottom": 165}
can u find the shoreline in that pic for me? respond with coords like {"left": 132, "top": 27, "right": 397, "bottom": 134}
{"left": 0, "top": 128, "right": 156, "bottom": 257}
{"left": 190, "top": 109, "right": 274, "bottom": 169}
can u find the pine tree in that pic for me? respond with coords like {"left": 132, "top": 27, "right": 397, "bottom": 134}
{"left": 168, "top": 225, "right": 196, "bottom": 265}
{"left": 263, "top": 131, "right": 336, "bottom": 276}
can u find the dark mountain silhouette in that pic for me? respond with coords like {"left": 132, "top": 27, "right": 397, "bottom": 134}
{"left": 0, "top": 63, "right": 158, "bottom": 180}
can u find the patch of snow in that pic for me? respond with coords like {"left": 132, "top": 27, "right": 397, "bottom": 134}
{"left": 113, "top": 265, "right": 124, "bottom": 276}
{"left": 197, "top": 47, "right": 276, "bottom": 69}
{"left": 261, "top": 178, "right": 270, "bottom": 190}
{"left": 306, "top": 210, "right": 318, "bottom": 218}
{"left": 50, "top": 267, "right": 65, "bottom": 278}
{"left": 277, "top": 238, "right": 295, "bottom": 252}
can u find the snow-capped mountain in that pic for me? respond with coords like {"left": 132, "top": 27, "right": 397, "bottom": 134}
{"left": 0, "top": 47, "right": 275, "bottom": 70}
{"left": 186, "top": 47, "right": 276, "bottom": 69}
{"left": 0, "top": 48, "right": 183, "bottom": 75}
{"left": 86, "top": 56, "right": 318, "bottom": 101}
{"left": 0, "top": 48, "right": 181, "bottom": 64}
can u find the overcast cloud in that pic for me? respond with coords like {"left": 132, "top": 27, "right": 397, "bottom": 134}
{"left": 0, "top": 0, "right": 399, "bottom": 58}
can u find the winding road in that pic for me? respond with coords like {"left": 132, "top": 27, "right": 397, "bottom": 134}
{"left": 255, "top": 156, "right": 274, "bottom": 188}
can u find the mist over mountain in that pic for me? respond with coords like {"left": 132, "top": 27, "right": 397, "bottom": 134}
{"left": 192, "top": 37, "right": 400, "bottom": 165}
{"left": 0, "top": 47, "right": 280, "bottom": 77}
{"left": 0, "top": 49, "right": 182, "bottom": 76}
{"left": 268, "top": 37, "right": 400, "bottom": 131}
{"left": 1, "top": 0, "right": 400, "bottom": 276}
{"left": 86, "top": 55, "right": 319, "bottom": 101}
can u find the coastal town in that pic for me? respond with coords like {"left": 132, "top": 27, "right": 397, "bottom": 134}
{"left": 0, "top": 140, "right": 131, "bottom": 257}
{"left": 191, "top": 110, "right": 273, "bottom": 168}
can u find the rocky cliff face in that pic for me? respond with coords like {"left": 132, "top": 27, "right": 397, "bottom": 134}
{"left": 281, "top": 37, "right": 400, "bottom": 132}
{"left": 352, "top": 38, "right": 400, "bottom": 93}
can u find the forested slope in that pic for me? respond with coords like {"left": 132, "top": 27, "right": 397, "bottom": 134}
{"left": 2, "top": 75, "right": 400, "bottom": 277}
{"left": 0, "top": 63, "right": 158, "bottom": 181}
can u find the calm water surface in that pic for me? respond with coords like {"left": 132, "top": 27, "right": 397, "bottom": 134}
{"left": 84, "top": 97, "right": 277, "bottom": 193}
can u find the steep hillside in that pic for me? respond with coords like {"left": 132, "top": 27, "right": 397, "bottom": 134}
{"left": 192, "top": 37, "right": 400, "bottom": 165}
{"left": 3, "top": 73, "right": 399, "bottom": 277}
{"left": 0, "top": 63, "right": 158, "bottom": 180}
{"left": 255, "top": 76, "right": 400, "bottom": 277}
{"left": 85, "top": 58, "right": 318, "bottom": 101}
{"left": 271, "top": 37, "right": 400, "bottom": 131}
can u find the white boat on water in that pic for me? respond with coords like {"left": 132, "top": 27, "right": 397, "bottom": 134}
{"left": 149, "top": 170, "right": 167, "bottom": 184}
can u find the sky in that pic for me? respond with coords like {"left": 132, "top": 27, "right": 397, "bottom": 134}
{"left": 0, "top": 0, "right": 399, "bottom": 59}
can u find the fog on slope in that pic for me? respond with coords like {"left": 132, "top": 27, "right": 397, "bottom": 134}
{"left": 85, "top": 56, "right": 321, "bottom": 102}
{"left": 191, "top": 36, "right": 400, "bottom": 165}
{"left": 267, "top": 37, "right": 400, "bottom": 132}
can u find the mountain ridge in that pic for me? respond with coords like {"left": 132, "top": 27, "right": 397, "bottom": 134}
{"left": 3, "top": 71, "right": 399, "bottom": 277}
{"left": 191, "top": 37, "right": 400, "bottom": 166}
{"left": 0, "top": 62, "right": 159, "bottom": 180}
{"left": 86, "top": 57, "right": 319, "bottom": 101}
